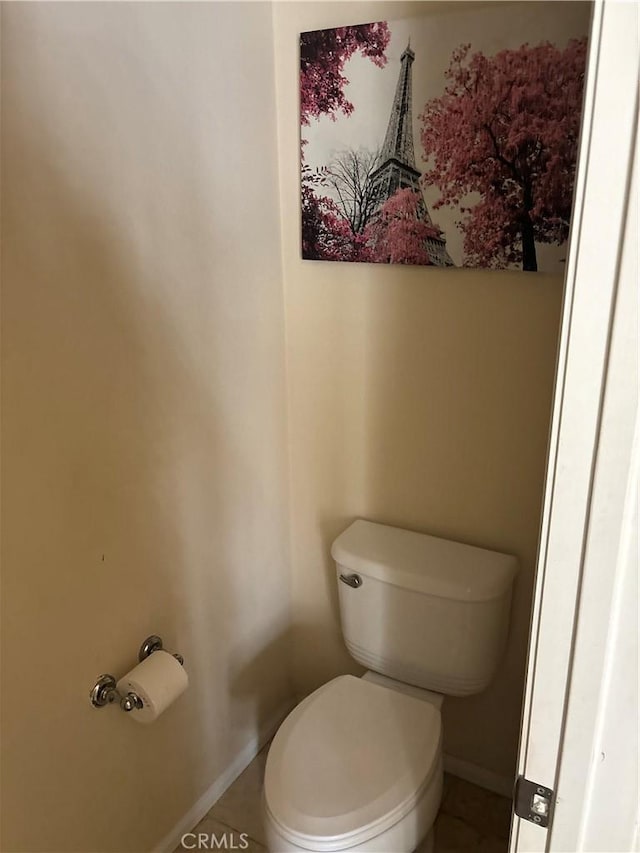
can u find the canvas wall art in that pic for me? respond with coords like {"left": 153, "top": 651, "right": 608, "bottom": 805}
{"left": 300, "top": 4, "right": 590, "bottom": 271}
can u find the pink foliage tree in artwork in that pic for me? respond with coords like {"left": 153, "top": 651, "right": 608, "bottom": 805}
{"left": 300, "top": 22, "right": 390, "bottom": 261}
{"left": 364, "top": 188, "right": 444, "bottom": 265}
{"left": 300, "top": 23, "right": 390, "bottom": 126}
{"left": 302, "top": 170, "right": 365, "bottom": 262}
{"left": 420, "top": 39, "right": 588, "bottom": 271}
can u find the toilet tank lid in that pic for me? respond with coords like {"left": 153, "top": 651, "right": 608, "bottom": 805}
{"left": 331, "top": 520, "right": 518, "bottom": 602}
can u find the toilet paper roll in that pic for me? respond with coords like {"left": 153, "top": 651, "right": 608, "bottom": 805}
{"left": 116, "top": 650, "right": 188, "bottom": 723}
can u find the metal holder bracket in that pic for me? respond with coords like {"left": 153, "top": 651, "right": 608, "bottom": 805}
{"left": 139, "top": 634, "right": 184, "bottom": 665}
{"left": 90, "top": 634, "right": 184, "bottom": 712}
{"left": 90, "top": 674, "right": 119, "bottom": 708}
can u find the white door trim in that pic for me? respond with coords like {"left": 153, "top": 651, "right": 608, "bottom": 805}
{"left": 549, "top": 121, "right": 638, "bottom": 853}
{"left": 510, "top": 1, "right": 639, "bottom": 850}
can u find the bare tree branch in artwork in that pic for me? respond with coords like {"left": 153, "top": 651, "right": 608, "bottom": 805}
{"left": 325, "top": 147, "right": 381, "bottom": 235}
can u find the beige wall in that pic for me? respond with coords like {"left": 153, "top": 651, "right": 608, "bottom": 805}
{"left": 274, "top": 1, "right": 584, "bottom": 780}
{"left": 1, "top": 4, "right": 291, "bottom": 852}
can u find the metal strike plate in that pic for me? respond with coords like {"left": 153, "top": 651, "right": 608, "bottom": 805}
{"left": 514, "top": 776, "right": 554, "bottom": 828}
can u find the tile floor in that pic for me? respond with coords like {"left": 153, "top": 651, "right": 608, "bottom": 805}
{"left": 176, "top": 743, "right": 512, "bottom": 853}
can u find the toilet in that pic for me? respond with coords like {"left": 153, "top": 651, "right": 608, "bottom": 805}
{"left": 263, "top": 519, "right": 518, "bottom": 852}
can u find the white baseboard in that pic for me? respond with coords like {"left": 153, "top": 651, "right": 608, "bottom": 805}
{"left": 153, "top": 697, "right": 295, "bottom": 853}
{"left": 443, "top": 753, "right": 514, "bottom": 799}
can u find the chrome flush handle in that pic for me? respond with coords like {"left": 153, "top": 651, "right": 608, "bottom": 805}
{"left": 339, "top": 573, "right": 363, "bottom": 589}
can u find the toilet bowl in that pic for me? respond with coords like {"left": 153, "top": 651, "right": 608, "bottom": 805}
{"left": 264, "top": 675, "right": 442, "bottom": 853}
{"left": 263, "top": 520, "right": 518, "bottom": 852}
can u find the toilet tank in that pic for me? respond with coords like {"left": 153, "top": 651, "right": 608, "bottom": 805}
{"left": 331, "top": 520, "right": 518, "bottom": 697}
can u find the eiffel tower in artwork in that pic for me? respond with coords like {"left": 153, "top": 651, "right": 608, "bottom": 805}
{"left": 368, "top": 42, "right": 454, "bottom": 266}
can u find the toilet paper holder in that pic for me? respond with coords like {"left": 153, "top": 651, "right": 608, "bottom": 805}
{"left": 90, "top": 634, "right": 185, "bottom": 711}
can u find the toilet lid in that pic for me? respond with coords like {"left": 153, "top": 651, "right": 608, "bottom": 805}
{"left": 264, "top": 675, "right": 441, "bottom": 850}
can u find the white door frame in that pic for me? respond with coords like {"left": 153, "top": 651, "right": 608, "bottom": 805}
{"left": 511, "top": 1, "right": 639, "bottom": 851}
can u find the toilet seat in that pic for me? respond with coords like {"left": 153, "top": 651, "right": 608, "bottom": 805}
{"left": 264, "top": 675, "right": 442, "bottom": 851}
